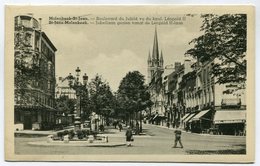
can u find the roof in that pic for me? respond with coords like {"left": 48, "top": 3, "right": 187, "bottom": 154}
{"left": 152, "top": 27, "right": 159, "bottom": 60}
{"left": 214, "top": 110, "right": 246, "bottom": 124}
{"left": 42, "top": 32, "right": 57, "bottom": 52}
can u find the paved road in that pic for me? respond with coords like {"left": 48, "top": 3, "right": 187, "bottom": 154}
{"left": 15, "top": 124, "right": 246, "bottom": 155}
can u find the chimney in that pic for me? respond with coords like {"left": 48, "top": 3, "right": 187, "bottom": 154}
{"left": 38, "top": 18, "right": 42, "bottom": 30}
{"left": 184, "top": 59, "right": 191, "bottom": 74}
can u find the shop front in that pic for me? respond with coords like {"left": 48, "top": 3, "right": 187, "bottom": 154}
{"left": 213, "top": 110, "right": 246, "bottom": 135}
{"left": 182, "top": 113, "right": 196, "bottom": 131}
{"left": 14, "top": 105, "right": 57, "bottom": 130}
{"left": 190, "top": 109, "right": 212, "bottom": 133}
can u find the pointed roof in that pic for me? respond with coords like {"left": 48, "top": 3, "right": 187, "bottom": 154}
{"left": 152, "top": 27, "right": 159, "bottom": 60}
{"left": 160, "top": 50, "right": 164, "bottom": 62}
{"left": 148, "top": 51, "right": 151, "bottom": 62}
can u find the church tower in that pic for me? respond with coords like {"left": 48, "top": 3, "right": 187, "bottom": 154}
{"left": 147, "top": 27, "right": 164, "bottom": 84}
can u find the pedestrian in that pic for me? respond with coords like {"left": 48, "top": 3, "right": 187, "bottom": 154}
{"left": 113, "top": 120, "right": 117, "bottom": 129}
{"left": 135, "top": 122, "right": 139, "bottom": 135}
{"left": 167, "top": 122, "right": 170, "bottom": 128}
{"left": 172, "top": 128, "right": 183, "bottom": 148}
{"left": 125, "top": 126, "right": 133, "bottom": 147}
{"left": 118, "top": 122, "right": 123, "bottom": 132}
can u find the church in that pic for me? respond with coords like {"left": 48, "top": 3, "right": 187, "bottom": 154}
{"left": 147, "top": 27, "right": 164, "bottom": 84}
{"left": 147, "top": 28, "right": 166, "bottom": 125}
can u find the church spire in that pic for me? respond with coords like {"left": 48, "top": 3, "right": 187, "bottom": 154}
{"left": 160, "top": 50, "right": 164, "bottom": 66}
{"left": 148, "top": 51, "right": 151, "bottom": 64}
{"left": 152, "top": 26, "right": 159, "bottom": 61}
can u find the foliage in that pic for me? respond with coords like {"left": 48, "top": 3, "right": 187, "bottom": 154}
{"left": 68, "top": 130, "right": 75, "bottom": 139}
{"left": 65, "top": 74, "right": 91, "bottom": 121}
{"left": 57, "top": 131, "right": 64, "bottom": 139}
{"left": 14, "top": 27, "right": 56, "bottom": 106}
{"left": 76, "top": 130, "right": 84, "bottom": 139}
{"left": 186, "top": 14, "right": 247, "bottom": 84}
{"left": 79, "top": 86, "right": 91, "bottom": 121}
{"left": 89, "top": 75, "right": 115, "bottom": 118}
{"left": 117, "top": 71, "right": 153, "bottom": 119}
{"left": 14, "top": 28, "right": 41, "bottom": 105}
{"left": 63, "top": 130, "right": 69, "bottom": 135}
{"left": 82, "top": 129, "right": 90, "bottom": 137}
{"left": 56, "top": 96, "right": 76, "bottom": 115}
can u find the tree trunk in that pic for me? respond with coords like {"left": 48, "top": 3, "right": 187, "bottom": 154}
{"left": 139, "top": 111, "right": 142, "bottom": 133}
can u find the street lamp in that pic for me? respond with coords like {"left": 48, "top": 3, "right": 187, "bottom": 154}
{"left": 67, "top": 67, "right": 88, "bottom": 130}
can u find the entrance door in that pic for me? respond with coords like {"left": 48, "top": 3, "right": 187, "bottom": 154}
{"left": 24, "top": 116, "right": 32, "bottom": 130}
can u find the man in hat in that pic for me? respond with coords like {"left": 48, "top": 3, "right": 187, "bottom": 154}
{"left": 173, "top": 128, "right": 183, "bottom": 148}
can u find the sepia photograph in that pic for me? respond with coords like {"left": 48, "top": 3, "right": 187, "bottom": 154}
{"left": 4, "top": 5, "right": 255, "bottom": 162}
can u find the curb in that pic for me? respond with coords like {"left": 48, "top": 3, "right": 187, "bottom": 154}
{"left": 27, "top": 141, "right": 126, "bottom": 147}
{"left": 144, "top": 123, "right": 246, "bottom": 138}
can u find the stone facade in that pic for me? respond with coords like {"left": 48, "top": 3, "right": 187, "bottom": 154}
{"left": 14, "top": 15, "right": 57, "bottom": 130}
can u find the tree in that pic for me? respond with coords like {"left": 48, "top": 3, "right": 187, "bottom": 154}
{"left": 89, "top": 75, "right": 115, "bottom": 124}
{"left": 55, "top": 96, "right": 76, "bottom": 125}
{"left": 117, "top": 71, "right": 152, "bottom": 132}
{"left": 14, "top": 27, "right": 42, "bottom": 105}
{"left": 186, "top": 14, "right": 247, "bottom": 85}
{"left": 79, "top": 85, "right": 91, "bottom": 122}
{"left": 56, "top": 96, "right": 76, "bottom": 115}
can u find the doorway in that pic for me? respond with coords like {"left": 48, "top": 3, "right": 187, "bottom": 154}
{"left": 23, "top": 116, "right": 32, "bottom": 129}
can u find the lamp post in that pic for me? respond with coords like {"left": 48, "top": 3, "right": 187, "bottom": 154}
{"left": 67, "top": 67, "right": 88, "bottom": 130}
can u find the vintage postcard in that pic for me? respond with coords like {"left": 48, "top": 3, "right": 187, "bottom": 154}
{"left": 5, "top": 5, "right": 255, "bottom": 162}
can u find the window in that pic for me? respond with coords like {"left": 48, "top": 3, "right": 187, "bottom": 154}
{"left": 48, "top": 81, "right": 51, "bottom": 90}
{"left": 21, "top": 18, "right": 31, "bottom": 27}
{"left": 48, "top": 61, "right": 52, "bottom": 71}
{"left": 24, "top": 33, "right": 32, "bottom": 46}
{"left": 35, "top": 33, "right": 40, "bottom": 51}
{"left": 15, "top": 33, "right": 21, "bottom": 47}
{"left": 207, "top": 67, "right": 210, "bottom": 83}
{"left": 32, "top": 19, "right": 39, "bottom": 29}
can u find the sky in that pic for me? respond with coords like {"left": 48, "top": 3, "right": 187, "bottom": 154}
{"left": 34, "top": 12, "right": 203, "bottom": 92}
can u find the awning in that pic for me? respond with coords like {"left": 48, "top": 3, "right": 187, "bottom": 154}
{"left": 153, "top": 114, "right": 166, "bottom": 120}
{"left": 153, "top": 114, "right": 158, "bottom": 120}
{"left": 181, "top": 113, "right": 191, "bottom": 120}
{"left": 191, "top": 110, "right": 210, "bottom": 121}
{"left": 214, "top": 110, "right": 246, "bottom": 124}
{"left": 183, "top": 113, "right": 196, "bottom": 123}
{"left": 15, "top": 104, "right": 57, "bottom": 111}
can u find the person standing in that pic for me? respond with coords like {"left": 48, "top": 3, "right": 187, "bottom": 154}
{"left": 173, "top": 128, "right": 183, "bottom": 148}
{"left": 125, "top": 126, "right": 133, "bottom": 147}
{"left": 113, "top": 120, "right": 118, "bottom": 129}
{"left": 135, "top": 122, "right": 140, "bottom": 135}
{"left": 118, "top": 122, "right": 123, "bottom": 132}
{"left": 167, "top": 122, "right": 170, "bottom": 128}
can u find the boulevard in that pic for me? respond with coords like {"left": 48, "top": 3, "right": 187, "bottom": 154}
{"left": 15, "top": 124, "right": 246, "bottom": 155}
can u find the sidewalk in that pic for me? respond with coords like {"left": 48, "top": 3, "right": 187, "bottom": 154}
{"left": 144, "top": 123, "right": 246, "bottom": 138}
{"left": 14, "top": 124, "right": 153, "bottom": 139}
{"left": 100, "top": 126, "right": 151, "bottom": 138}
{"left": 14, "top": 126, "right": 75, "bottom": 136}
